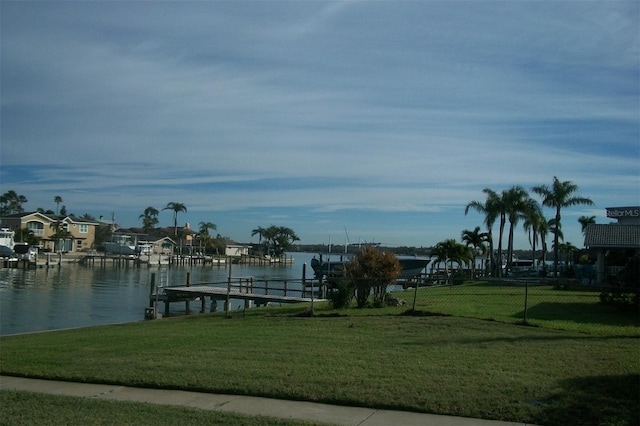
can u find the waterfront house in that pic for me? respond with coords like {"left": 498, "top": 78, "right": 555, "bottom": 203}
{"left": 150, "top": 236, "right": 176, "bottom": 254}
{"left": 0, "top": 212, "right": 99, "bottom": 253}
{"left": 225, "top": 240, "right": 250, "bottom": 257}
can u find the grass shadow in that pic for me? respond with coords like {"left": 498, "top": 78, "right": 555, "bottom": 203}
{"left": 514, "top": 302, "right": 640, "bottom": 328}
{"left": 536, "top": 373, "right": 640, "bottom": 426}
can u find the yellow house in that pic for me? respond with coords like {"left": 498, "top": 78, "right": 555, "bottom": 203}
{"left": 1, "top": 212, "right": 99, "bottom": 253}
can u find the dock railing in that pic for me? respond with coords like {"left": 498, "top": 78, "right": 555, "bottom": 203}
{"left": 149, "top": 274, "right": 322, "bottom": 318}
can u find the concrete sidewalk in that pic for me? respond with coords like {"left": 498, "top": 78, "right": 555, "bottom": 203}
{"left": 1, "top": 376, "right": 537, "bottom": 426}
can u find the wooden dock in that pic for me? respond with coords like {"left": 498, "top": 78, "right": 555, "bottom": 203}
{"left": 148, "top": 276, "right": 325, "bottom": 319}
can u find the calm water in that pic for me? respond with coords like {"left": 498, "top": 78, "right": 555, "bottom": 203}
{"left": 0, "top": 252, "right": 318, "bottom": 335}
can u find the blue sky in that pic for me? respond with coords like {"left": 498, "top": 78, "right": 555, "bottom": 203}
{"left": 1, "top": 1, "right": 638, "bottom": 249}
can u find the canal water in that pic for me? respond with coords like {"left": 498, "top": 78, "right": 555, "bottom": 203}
{"left": 0, "top": 252, "right": 319, "bottom": 336}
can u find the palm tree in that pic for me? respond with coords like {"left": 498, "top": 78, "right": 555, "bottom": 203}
{"left": 465, "top": 188, "right": 502, "bottom": 276}
{"left": 260, "top": 225, "right": 299, "bottom": 257}
{"left": 461, "top": 227, "right": 489, "bottom": 279}
{"left": 533, "top": 177, "right": 594, "bottom": 278}
{"left": 198, "top": 221, "right": 217, "bottom": 236}
{"left": 0, "top": 190, "right": 28, "bottom": 215}
{"left": 139, "top": 206, "right": 160, "bottom": 234}
{"left": 578, "top": 215, "right": 596, "bottom": 236}
{"left": 522, "top": 200, "right": 545, "bottom": 272}
{"left": 251, "top": 226, "right": 266, "bottom": 244}
{"left": 49, "top": 220, "right": 70, "bottom": 252}
{"left": 432, "top": 239, "right": 472, "bottom": 284}
{"left": 274, "top": 226, "right": 300, "bottom": 257}
{"left": 54, "top": 196, "right": 63, "bottom": 215}
{"left": 163, "top": 202, "right": 187, "bottom": 236}
{"left": 557, "top": 242, "right": 579, "bottom": 271}
{"left": 503, "top": 186, "right": 530, "bottom": 275}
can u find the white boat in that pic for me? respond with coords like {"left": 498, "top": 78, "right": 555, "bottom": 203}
{"left": 0, "top": 228, "right": 15, "bottom": 257}
{"left": 13, "top": 242, "right": 37, "bottom": 262}
{"left": 104, "top": 234, "right": 138, "bottom": 255}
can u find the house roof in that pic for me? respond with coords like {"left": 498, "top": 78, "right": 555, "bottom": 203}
{"left": 2, "top": 212, "right": 99, "bottom": 225}
{"left": 584, "top": 224, "right": 640, "bottom": 248}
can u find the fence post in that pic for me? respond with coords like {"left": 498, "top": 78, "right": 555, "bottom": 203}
{"left": 185, "top": 272, "right": 191, "bottom": 314}
{"left": 523, "top": 281, "right": 529, "bottom": 324}
{"left": 226, "top": 261, "right": 232, "bottom": 316}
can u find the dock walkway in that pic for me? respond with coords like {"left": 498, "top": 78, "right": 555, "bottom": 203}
{"left": 148, "top": 277, "right": 325, "bottom": 318}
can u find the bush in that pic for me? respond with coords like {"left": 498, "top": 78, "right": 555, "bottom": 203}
{"left": 327, "top": 278, "right": 354, "bottom": 309}
{"left": 600, "top": 256, "right": 640, "bottom": 311}
{"left": 344, "top": 246, "right": 402, "bottom": 308}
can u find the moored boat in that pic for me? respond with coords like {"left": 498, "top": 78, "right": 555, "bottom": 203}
{"left": 104, "top": 234, "right": 138, "bottom": 255}
{"left": 0, "top": 228, "right": 16, "bottom": 258}
{"left": 311, "top": 252, "right": 431, "bottom": 280}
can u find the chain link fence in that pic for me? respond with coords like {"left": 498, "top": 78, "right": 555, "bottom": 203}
{"left": 391, "top": 278, "right": 639, "bottom": 336}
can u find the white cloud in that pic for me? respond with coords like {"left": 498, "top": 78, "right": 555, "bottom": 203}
{"left": 1, "top": 1, "right": 637, "bottom": 247}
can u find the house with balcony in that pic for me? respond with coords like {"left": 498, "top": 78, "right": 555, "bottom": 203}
{"left": 1, "top": 212, "right": 99, "bottom": 253}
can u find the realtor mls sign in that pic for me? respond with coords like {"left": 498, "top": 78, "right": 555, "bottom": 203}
{"left": 606, "top": 207, "right": 640, "bottom": 218}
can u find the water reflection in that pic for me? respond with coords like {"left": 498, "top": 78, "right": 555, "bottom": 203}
{"left": 0, "top": 253, "right": 315, "bottom": 335}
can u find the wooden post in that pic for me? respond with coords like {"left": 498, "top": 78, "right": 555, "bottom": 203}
{"left": 302, "top": 263, "right": 306, "bottom": 298}
{"left": 149, "top": 273, "right": 156, "bottom": 308}
{"left": 225, "top": 260, "right": 232, "bottom": 315}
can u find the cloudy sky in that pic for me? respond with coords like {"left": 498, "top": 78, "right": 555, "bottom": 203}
{"left": 1, "top": 1, "right": 638, "bottom": 249}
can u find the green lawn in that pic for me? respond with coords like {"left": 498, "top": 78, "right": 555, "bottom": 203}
{"left": 1, "top": 390, "right": 320, "bottom": 426}
{"left": 2, "top": 288, "right": 638, "bottom": 426}
{"left": 398, "top": 281, "right": 639, "bottom": 336}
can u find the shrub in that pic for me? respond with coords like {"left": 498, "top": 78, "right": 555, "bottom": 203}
{"left": 344, "top": 246, "right": 402, "bottom": 308}
{"left": 600, "top": 255, "right": 640, "bottom": 311}
{"left": 326, "top": 278, "right": 354, "bottom": 309}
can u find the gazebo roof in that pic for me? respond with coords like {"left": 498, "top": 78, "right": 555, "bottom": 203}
{"left": 584, "top": 224, "right": 640, "bottom": 249}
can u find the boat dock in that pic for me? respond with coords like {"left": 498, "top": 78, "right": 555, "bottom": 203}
{"left": 147, "top": 274, "right": 325, "bottom": 319}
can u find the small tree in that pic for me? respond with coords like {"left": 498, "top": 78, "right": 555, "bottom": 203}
{"left": 344, "top": 246, "right": 402, "bottom": 308}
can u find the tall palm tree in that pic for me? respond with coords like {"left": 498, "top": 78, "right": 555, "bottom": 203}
{"left": 54, "top": 196, "right": 63, "bottom": 215}
{"left": 461, "top": 226, "right": 489, "bottom": 279}
{"left": 522, "top": 199, "right": 545, "bottom": 272}
{"left": 465, "top": 189, "right": 502, "bottom": 276}
{"left": 503, "top": 186, "right": 530, "bottom": 275}
{"left": 163, "top": 202, "right": 187, "bottom": 236}
{"left": 533, "top": 177, "right": 593, "bottom": 278}
{"left": 139, "top": 206, "right": 160, "bottom": 234}
{"left": 578, "top": 215, "right": 596, "bottom": 236}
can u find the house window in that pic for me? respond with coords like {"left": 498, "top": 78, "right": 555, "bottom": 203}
{"left": 76, "top": 240, "right": 83, "bottom": 250}
{"left": 79, "top": 224, "right": 89, "bottom": 234}
{"left": 27, "top": 221, "right": 44, "bottom": 236}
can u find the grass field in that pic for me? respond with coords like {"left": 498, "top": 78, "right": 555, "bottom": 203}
{"left": 0, "top": 390, "right": 317, "bottom": 426}
{"left": 400, "top": 281, "right": 639, "bottom": 336}
{"left": 1, "top": 281, "right": 638, "bottom": 425}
